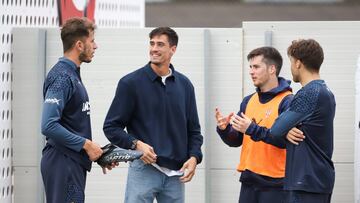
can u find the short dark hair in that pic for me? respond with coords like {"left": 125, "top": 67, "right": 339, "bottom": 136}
{"left": 60, "top": 17, "right": 96, "bottom": 52}
{"left": 247, "top": 47, "right": 283, "bottom": 76}
{"left": 287, "top": 39, "right": 324, "bottom": 72}
{"left": 149, "top": 27, "right": 178, "bottom": 47}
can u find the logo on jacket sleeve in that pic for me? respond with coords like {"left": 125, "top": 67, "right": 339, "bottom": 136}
{"left": 44, "top": 98, "right": 61, "bottom": 105}
{"left": 82, "top": 101, "right": 91, "bottom": 115}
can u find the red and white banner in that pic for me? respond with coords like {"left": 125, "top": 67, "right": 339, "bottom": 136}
{"left": 57, "top": 0, "right": 96, "bottom": 25}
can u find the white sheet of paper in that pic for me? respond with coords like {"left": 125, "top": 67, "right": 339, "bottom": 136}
{"left": 151, "top": 163, "right": 184, "bottom": 177}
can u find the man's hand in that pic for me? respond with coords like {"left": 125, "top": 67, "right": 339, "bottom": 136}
{"left": 83, "top": 139, "right": 103, "bottom": 161}
{"left": 102, "top": 162, "right": 119, "bottom": 174}
{"left": 136, "top": 140, "right": 157, "bottom": 164}
{"left": 231, "top": 112, "right": 252, "bottom": 133}
{"left": 286, "top": 127, "right": 305, "bottom": 145}
{"left": 215, "top": 108, "right": 233, "bottom": 130}
{"left": 179, "top": 157, "right": 197, "bottom": 183}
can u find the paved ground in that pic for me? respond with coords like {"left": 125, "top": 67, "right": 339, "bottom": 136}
{"left": 146, "top": 2, "right": 360, "bottom": 27}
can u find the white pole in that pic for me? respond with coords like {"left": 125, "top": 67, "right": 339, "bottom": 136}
{"left": 355, "top": 55, "right": 360, "bottom": 203}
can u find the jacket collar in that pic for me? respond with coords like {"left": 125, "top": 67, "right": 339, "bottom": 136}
{"left": 59, "top": 57, "right": 81, "bottom": 80}
{"left": 144, "top": 62, "right": 176, "bottom": 82}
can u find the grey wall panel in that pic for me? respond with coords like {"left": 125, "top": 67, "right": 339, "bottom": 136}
{"left": 210, "top": 169, "right": 241, "bottom": 203}
{"left": 85, "top": 167, "right": 128, "bottom": 202}
{"left": 45, "top": 29, "right": 62, "bottom": 74}
{"left": 206, "top": 28, "right": 243, "bottom": 170}
{"left": 205, "top": 28, "right": 243, "bottom": 203}
{"left": 184, "top": 169, "right": 205, "bottom": 203}
{"left": 12, "top": 28, "right": 46, "bottom": 203}
{"left": 13, "top": 167, "right": 40, "bottom": 203}
{"left": 333, "top": 163, "right": 353, "bottom": 203}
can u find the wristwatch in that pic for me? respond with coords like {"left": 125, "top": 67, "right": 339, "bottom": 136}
{"left": 131, "top": 139, "right": 139, "bottom": 150}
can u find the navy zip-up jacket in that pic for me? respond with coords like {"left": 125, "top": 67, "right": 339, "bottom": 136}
{"left": 41, "top": 57, "right": 92, "bottom": 171}
{"left": 270, "top": 80, "right": 335, "bottom": 194}
{"left": 217, "top": 77, "right": 293, "bottom": 187}
{"left": 103, "top": 63, "right": 203, "bottom": 170}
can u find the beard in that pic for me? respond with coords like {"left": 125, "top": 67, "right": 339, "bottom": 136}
{"left": 79, "top": 46, "right": 92, "bottom": 63}
{"left": 79, "top": 52, "right": 91, "bottom": 63}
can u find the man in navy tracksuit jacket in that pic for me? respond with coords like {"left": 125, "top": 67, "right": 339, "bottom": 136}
{"left": 103, "top": 27, "right": 203, "bottom": 203}
{"left": 41, "top": 17, "right": 102, "bottom": 203}
{"left": 270, "top": 39, "right": 335, "bottom": 203}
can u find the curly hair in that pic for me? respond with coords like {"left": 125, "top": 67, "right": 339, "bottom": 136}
{"left": 287, "top": 39, "right": 324, "bottom": 72}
